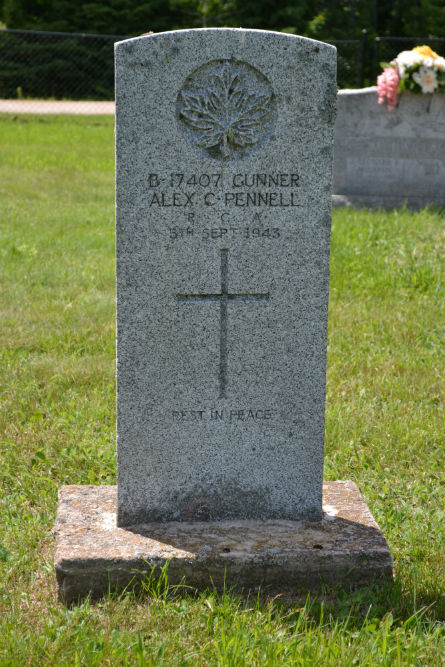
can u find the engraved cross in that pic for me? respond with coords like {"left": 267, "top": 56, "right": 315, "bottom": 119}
{"left": 177, "top": 249, "right": 270, "bottom": 399}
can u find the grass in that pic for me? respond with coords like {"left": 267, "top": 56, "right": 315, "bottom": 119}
{"left": 0, "top": 112, "right": 444, "bottom": 666}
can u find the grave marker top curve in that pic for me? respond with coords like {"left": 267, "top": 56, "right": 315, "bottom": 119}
{"left": 115, "top": 29, "right": 337, "bottom": 526}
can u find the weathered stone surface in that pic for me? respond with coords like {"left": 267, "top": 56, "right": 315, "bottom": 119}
{"left": 54, "top": 481, "right": 393, "bottom": 604}
{"left": 333, "top": 87, "right": 445, "bottom": 208}
{"left": 115, "top": 29, "right": 337, "bottom": 526}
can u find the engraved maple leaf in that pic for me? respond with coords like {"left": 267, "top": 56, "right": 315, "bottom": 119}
{"left": 179, "top": 62, "right": 273, "bottom": 157}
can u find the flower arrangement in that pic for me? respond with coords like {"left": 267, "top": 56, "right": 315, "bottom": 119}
{"left": 377, "top": 45, "right": 445, "bottom": 110}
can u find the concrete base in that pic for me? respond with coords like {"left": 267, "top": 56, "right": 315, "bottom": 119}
{"left": 54, "top": 481, "right": 393, "bottom": 604}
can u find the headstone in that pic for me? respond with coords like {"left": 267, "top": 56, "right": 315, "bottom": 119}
{"left": 333, "top": 87, "right": 445, "bottom": 209}
{"left": 54, "top": 29, "right": 393, "bottom": 602}
{"left": 115, "top": 29, "right": 337, "bottom": 526}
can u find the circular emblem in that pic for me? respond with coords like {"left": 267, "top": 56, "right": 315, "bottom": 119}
{"left": 177, "top": 59, "right": 276, "bottom": 161}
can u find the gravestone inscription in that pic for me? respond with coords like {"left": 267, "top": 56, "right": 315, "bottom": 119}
{"left": 115, "top": 29, "right": 337, "bottom": 526}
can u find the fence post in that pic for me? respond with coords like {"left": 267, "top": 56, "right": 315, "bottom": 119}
{"left": 372, "top": 36, "right": 380, "bottom": 82}
{"left": 360, "top": 29, "right": 367, "bottom": 87}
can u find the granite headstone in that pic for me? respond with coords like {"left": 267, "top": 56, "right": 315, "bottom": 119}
{"left": 115, "top": 28, "right": 337, "bottom": 526}
{"left": 54, "top": 30, "right": 394, "bottom": 603}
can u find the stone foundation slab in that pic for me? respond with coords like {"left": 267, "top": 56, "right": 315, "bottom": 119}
{"left": 54, "top": 481, "right": 393, "bottom": 604}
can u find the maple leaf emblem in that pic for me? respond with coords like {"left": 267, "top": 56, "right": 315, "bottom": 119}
{"left": 179, "top": 62, "right": 273, "bottom": 159}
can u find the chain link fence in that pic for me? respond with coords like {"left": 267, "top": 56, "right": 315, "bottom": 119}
{"left": 0, "top": 28, "right": 124, "bottom": 113}
{"left": 0, "top": 29, "right": 444, "bottom": 113}
{"left": 328, "top": 33, "right": 367, "bottom": 90}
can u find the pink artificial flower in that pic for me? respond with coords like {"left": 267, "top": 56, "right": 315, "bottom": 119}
{"left": 377, "top": 66, "right": 400, "bottom": 110}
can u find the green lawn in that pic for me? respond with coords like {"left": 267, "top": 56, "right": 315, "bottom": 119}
{"left": 0, "top": 113, "right": 444, "bottom": 666}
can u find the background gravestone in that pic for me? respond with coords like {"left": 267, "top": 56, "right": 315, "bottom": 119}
{"left": 115, "top": 29, "right": 337, "bottom": 526}
{"left": 333, "top": 87, "right": 445, "bottom": 209}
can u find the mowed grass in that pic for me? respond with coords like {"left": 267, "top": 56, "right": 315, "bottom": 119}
{"left": 0, "top": 113, "right": 444, "bottom": 666}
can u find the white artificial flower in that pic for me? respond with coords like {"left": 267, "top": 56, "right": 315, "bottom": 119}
{"left": 434, "top": 56, "right": 445, "bottom": 72}
{"left": 412, "top": 66, "right": 438, "bottom": 93}
{"left": 396, "top": 50, "right": 424, "bottom": 76}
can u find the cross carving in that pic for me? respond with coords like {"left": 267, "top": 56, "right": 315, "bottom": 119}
{"left": 177, "top": 249, "right": 270, "bottom": 399}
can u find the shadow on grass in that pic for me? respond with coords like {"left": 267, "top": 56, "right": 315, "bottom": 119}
{"left": 79, "top": 560, "right": 445, "bottom": 629}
